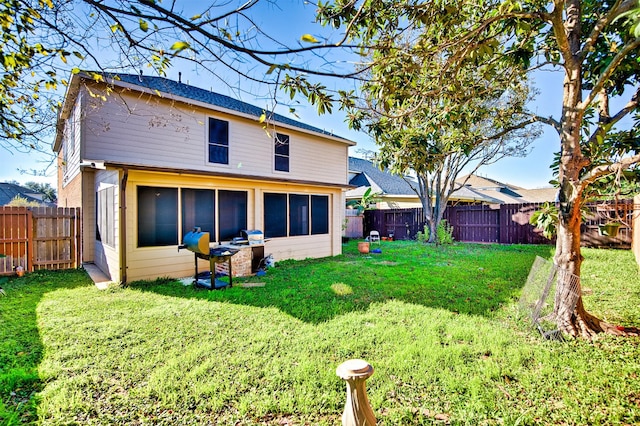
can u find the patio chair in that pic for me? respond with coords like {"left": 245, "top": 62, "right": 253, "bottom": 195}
{"left": 369, "top": 230, "right": 381, "bottom": 246}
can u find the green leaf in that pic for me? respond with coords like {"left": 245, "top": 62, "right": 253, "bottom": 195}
{"left": 301, "top": 34, "right": 320, "bottom": 43}
{"left": 266, "top": 64, "right": 278, "bottom": 75}
{"left": 169, "top": 41, "right": 190, "bottom": 53}
{"left": 139, "top": 19, "right": 149, "bottom": 32}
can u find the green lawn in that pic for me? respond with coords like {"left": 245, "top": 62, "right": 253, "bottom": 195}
{"left": 1, "top": 241, "right": 639, "bottom": 425}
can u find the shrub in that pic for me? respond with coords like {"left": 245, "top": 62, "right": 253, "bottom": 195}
{"left": 415, "top": 220, "right": 454, "bottom": 244}
{"left": 436, "top": 219, "right": 454, "bottom": 245}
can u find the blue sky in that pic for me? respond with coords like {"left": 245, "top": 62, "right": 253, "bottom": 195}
{"left": 0, "top": 0, "right": 628, "bottom": 190}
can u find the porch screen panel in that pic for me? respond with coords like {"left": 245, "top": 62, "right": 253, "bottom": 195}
{"left": 138, "top": 186, "right": 178, "bottom": 247}
{"left": 218, "top": 190, "right": 247, "bottom": 240}
{"left": 311, "top": 195, "right": 329, "bottom": 235}
{"left": 289, "top": 194, "right": 309, "bottom": 236}
{"left": 264, "top": 193, "right": 287, "bottom": 238}
{"left": 182, "top": 189, "right": 215, "bottom": 238}
{"left": 96, "top": 186, "right": 116, "bottom": 247}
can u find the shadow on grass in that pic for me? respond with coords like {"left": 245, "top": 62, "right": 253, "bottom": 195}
{"left": 129, "top": 241, "right": 554, "bottom": 325}
{"left": 0, "top": 270, "right": 91, "bottom": 424}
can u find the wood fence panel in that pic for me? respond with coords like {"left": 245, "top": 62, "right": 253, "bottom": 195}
{"left": 0, "top": 207, "right": 32, "bottom": 275}
{"left": 365, "top": 209, "right": 423, "bottom": 240}
{"left": 30, "top": 207, "right": 82, "bottom": 271}
{"left": 344, "top": 209, "right": 363, "bottom": 239}
{"left": 447, "top": 205, "right": 500, "bottom": 243}
{"left": 500, "top": 203, "right": 551, "bottom": 245}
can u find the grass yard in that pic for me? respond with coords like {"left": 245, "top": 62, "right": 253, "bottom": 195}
{"left": 1, "top": 241, "right": 639, "bottom": 425}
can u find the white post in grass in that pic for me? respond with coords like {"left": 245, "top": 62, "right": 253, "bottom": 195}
{"left": 336, "top": 359, "right": 376, "bottom": 426}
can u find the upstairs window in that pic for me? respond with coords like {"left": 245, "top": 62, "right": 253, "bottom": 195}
{"left": 208, "top": 118, "right": 229, "bottom": 164}
{"left": 274, "top": 133, "right": 289, "bottom": 172}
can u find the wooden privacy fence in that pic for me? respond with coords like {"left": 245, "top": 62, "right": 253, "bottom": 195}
{"left": 344, "top": 209, "right": 364, "bottom": 239}
{"left": 0, "top": 206, "right": 82, "bottom": 275}
{"left": 363, "top": 200, "right": 636, "bottom": 248}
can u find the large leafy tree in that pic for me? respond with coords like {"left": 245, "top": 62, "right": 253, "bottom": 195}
{"left": 317, "top": 0, "right": 640, "bottom": 338}
{"left": 347, "top": 27, "right": 541, "bottom": 242}
{"left": 0, "top": 0, "right": 363, "bottom": 155}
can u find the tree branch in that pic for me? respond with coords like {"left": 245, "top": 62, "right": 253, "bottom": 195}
{"left": 580, "top": 0, "right": 638, "bottom": 60}
{"left": 580, "top": 152, "right": 640, "bottom": 188}
{"left": 581, "top": 38, "right": 640, "bottom": 110}
{"left": 587, "top": 87, "right": 640, "bottom": 145}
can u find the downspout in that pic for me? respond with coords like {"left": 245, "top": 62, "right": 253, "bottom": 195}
{"left": 120, "top": 168, "right": 128, "bottom": 285}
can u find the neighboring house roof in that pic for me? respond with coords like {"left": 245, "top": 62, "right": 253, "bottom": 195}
{"left": 54, "top": 71, "right": 354, "bottom": 151}
{"left": 456, "top": 173, "right": 557, "bottom": 203}
{"left": 457, "top": 173, "right": 525, "bottom": 191}
{"left": 519, "top": 188, "right": 558, "bottom": 203}
{"left": 347, "top": 157, "right": 497, "bottom": 203}
{"left": 0, "top": 182, "right": 54, "bottom": 206}
{"left": 347, "top": 159, "right": 557, "bottom": 204}
{"left": 348, "top": 157, "right": 416, "bottom": 196}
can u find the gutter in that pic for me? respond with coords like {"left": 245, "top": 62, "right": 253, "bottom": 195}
{"left": 119, "top": 168, "right": 128, "bottom": 285}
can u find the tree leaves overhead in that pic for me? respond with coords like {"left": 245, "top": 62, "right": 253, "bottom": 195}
{"left": 0, "top": 0, "right": 365, "bottom": 154}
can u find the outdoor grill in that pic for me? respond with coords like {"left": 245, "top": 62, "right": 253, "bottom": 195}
{"left": 178, "top": 227, "right": 239, "bottom": 289}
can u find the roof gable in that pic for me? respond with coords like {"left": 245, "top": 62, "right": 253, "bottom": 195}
{"left": 348, "top": 157, "right": 416, "bottom": 195}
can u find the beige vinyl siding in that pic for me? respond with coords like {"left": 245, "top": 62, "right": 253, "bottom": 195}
{"left": 122, "top": 170, "right": 343, "bottom": 282}
{"left": 94, "top": 169, "right": 120, "bottom": 281}
{"left": 82, "top": 87, "right": 349, "bottom": 185}
{"left": 62, "top": 94, "right": 83, "bottom": 187}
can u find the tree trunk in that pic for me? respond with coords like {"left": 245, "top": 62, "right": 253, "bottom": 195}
{"left": 553, "top": 0, "right": 639, "bottom": 338}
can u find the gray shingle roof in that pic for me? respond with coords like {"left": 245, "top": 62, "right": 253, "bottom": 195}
{"left": 108, "top": 73, "right": 350, "bottom": 141}
{"left": 0, "top": 183, "right": 54, "bottom": 206}
{"left": 348, "top": 157, "right": 416, "bottom": 195}
{"left": 348, "top": 158, "right": 505, "bottom": 203}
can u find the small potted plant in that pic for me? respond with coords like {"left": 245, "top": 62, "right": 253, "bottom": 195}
{"left": 598, "top": 222, "right": 621, "bottom": 237}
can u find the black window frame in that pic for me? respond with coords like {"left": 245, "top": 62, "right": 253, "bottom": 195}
{"left": 264, "top": 193, "right": 288, "bottom": 238}
{"left": 274, "top": 132, "right": 290, "bottom": 172}
{"left": 263, "top": 192, "right": 330, "bottom": 238}
{"left": 208, "top": 117, "right": 229, "bottom": 165}
{"left": 137, "top": 186, "right": 179, "bottom": 247}
{"left": 311, "top": 195, "right": 329, "bottom": 235}
{"left": 218, "top": 190, "right": 248, "bottom": 241}
{"left": 182, "top": 188, "right": 215, "bottom": 238}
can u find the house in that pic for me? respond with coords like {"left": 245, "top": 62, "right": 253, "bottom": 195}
{"left": 0, "top": 182, "right": 56, "bottom": 206}
{"left": 346, "top": 158, "right": 558, "bottom": 208}
{"left": 346, "top": 157, "right": 499, "bottom": 208}
{"left": 455, "top": 174, "right": 557, "bottom": 204}
{"left": 53, "top": 72, "right": 355, "bottom": 284}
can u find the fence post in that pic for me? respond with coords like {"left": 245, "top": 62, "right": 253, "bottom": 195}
{"left": 336, "top": 359, "right": 376, "bottom": 426}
